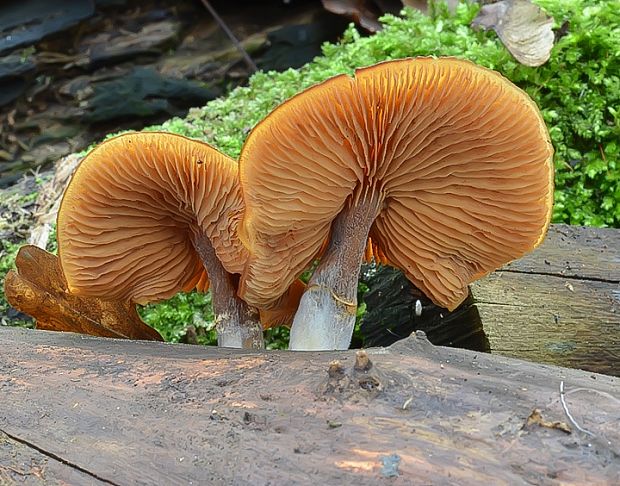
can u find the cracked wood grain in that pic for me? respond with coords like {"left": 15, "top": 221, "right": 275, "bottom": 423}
{"left": 470, "top": 225, "right": 620, "bottom": 375}
{"left": 0, "top": 430, "right": 108, "bottom": 485}
{"left": 0, "top": 328, "right": 619, "bottom": 485}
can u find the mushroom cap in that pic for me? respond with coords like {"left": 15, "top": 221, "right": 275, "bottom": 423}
{"left": 58, "top": 132, "right": 247, "bottom": 305}
{"left": 258, "top": 278, "right": 306, "bottom": 329}
{"left": 238, "top": 57, "right": 554, "bottom": 310}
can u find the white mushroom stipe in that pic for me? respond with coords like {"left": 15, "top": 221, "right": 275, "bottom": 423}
{"left": 289, "top": 285, "right": 356, "bottom": 350}
{"left": 289, "top": 196, "right": 379, "bottom": 351}
{"left": 217, "top": 312, "right": 264, "bottom": 349}
{"left": 193, "top": 233, "right": 264, "bottom": 350}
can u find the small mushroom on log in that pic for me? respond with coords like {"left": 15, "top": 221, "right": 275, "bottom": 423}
{"left": 238, "top": 57, "right": 554, "bottom": 350}
{"left": 322, "top": 350, "right": 386, "bottom": 399}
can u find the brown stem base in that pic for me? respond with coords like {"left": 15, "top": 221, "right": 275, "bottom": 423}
{"left": 289, "top": 194, "right": 381, "bottom": 350}
{"left": 192, "top": 234, "right": 263, "bottom": 349}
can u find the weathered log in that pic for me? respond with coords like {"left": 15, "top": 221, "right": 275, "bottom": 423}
{"left": 0, "top": 327, "right": 618, "bottom": 484}
{"left": 360, "top": 224, "right": 620, "bottom": 376}
{"left": 0, "top": 430, "right": 96, "bottom": 484}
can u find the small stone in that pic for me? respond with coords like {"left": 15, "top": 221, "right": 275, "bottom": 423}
{"left": 415, "top": 299, "right": 422, "bottom": 317}
{"left": 327, "top": 420, "right": 342, "bottom": 429}
{"left": 380, "top": 453, "right": 401, "bottom": 478}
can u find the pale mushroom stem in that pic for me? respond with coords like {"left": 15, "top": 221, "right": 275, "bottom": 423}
{"left": 289, "top": 195, "right": 381, "bottom": 350}
{"left": 192, "top": 234, "right": 264, "bottom": 349}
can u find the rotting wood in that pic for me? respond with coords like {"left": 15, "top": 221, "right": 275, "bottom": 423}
{"left": 472, "top": 224, "right": 619, "bottom": 375}
{"left": 0, "top": 430, "right": 108, "bottom": 485}
{"left": 0, "top": 1, "right": 342, "bottom": 188}
{"left": 502, "top": 224, "right": 620, "bottom": 282}
{"left": 0, "top": 327, "right": 618, "bottom": 485}
{"left": 471, "top": 270, "right": 619, "bottom": 375}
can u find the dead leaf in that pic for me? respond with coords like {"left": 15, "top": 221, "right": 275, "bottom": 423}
{"left": 471, "top": 0, "right": 555, "bottom": 67}
{"left": 322, "top": 0, "right": 385, "bottom": 32}
{"left": 4, "top": 245, "right": 162, "bottom": 341}
{"left": 523, "top": 409, "right": 572, "bottom": 434}
{"left": 321, "top": 1, "right": 460, "bottom": 30}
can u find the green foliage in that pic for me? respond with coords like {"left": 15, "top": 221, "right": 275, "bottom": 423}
{"left": 2, "top": 0, "right": 618, "bottom": 345}
{"left": 139, "top": 292, "right": 217, "bottom": 344}
{"left": 264, "top": 326, "right": 290, "bottom": 350}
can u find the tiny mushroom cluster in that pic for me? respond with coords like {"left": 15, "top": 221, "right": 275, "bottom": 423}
{"left": 57, "top": 57, "right": 554, "bottom": 351}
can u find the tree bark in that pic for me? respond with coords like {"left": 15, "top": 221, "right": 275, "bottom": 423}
{"left": 0, "top": 327, "right": 618, "bottom": 485}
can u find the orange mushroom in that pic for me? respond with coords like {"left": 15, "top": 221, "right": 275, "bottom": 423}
{"left": 58, "top": 132, "right": 263, "bottom": 348}
{"left": 238, "top": 57, "right": 554, "bottom": 350}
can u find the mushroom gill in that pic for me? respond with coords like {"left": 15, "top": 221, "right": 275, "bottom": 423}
{"left": 58, "top": 131, "right": 262, "bottom": 348}
{"left": 238, "top": 57, "right": 554, "bottom": 350}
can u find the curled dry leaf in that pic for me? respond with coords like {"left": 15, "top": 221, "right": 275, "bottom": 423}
{"left": 523, "top": 409, "right": 572, "bottom": 434}
{"left": 321, "top": 0, "right": 429, "bottom": 32}
{"left": 321, "top": 1, "right": 459, "bottom": 32}
{"left": 4, "top": 245, "right": 162, "bottom": 341}
{"left": 471, "top": 0, "right": 555, "bottom": 67}
{"left": 321, "top": 0, "right": 385, "bottom": 32}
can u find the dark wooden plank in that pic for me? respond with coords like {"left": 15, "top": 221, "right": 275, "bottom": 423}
{"left": 503, "top": 224, "right": 620, "bottom": 282}
{"left": 360, "top": 225, "right": 620, "bottom": 375}
{"left": 1, "top": 327, "right": 619, "bottom": 485}
{"left": 0, "top": 430, "right": 107, "bottom": 485}
{"left": 471, "top": 271, "right": 620, "bottom": 375}
{"left": 480, "top": 224, "right": 620, "bottom": 374}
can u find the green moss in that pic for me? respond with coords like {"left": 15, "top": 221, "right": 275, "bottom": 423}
{"left": 139, "top": 292, "right": 217, "bottom": 344}
{"left": 2, "top": 0, "right": 618, "bottom": 345}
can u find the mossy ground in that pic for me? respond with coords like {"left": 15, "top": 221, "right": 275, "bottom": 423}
{"left": 1, "top": 0, "right": 618, "bottom": 345}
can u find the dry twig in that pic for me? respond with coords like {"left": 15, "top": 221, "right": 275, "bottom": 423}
{"left": 199, "top": 0, "right": 258, "bottom": 72}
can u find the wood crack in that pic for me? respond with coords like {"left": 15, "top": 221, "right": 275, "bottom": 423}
{"left": 473, "top": 300, "right": 526, "bottom": 308}
{"left": 502, "top": 268, "right": 619, "bottom": 284}
{"left": 0, "top": 427, "right": 119, "bottom": 486}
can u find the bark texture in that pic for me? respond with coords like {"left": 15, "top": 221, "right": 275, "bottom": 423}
{"left": 0, "top": 327, "right": 618, "bottom": 485}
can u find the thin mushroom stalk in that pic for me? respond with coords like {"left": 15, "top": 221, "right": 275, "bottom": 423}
{"left": 192, "top": 233, "right": 263, "bottom": 348}
{"left": 238, "top": 58, "right": 554, "bottom": 351}
{"left": 289, "top": 194, "right": 381, "bottom": 350}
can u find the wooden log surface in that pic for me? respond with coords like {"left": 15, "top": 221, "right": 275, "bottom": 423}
{"left": 361, "top": 224, "right": 619, "bottom": 376}
{"left": 471, "top": 224, "right": 619, "bottom": 375}
{"left": 1, "top": 430, "right": 98, "bottom": 484}
{"left": 1, "top": 327, "right": 619, "bottom": 485}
